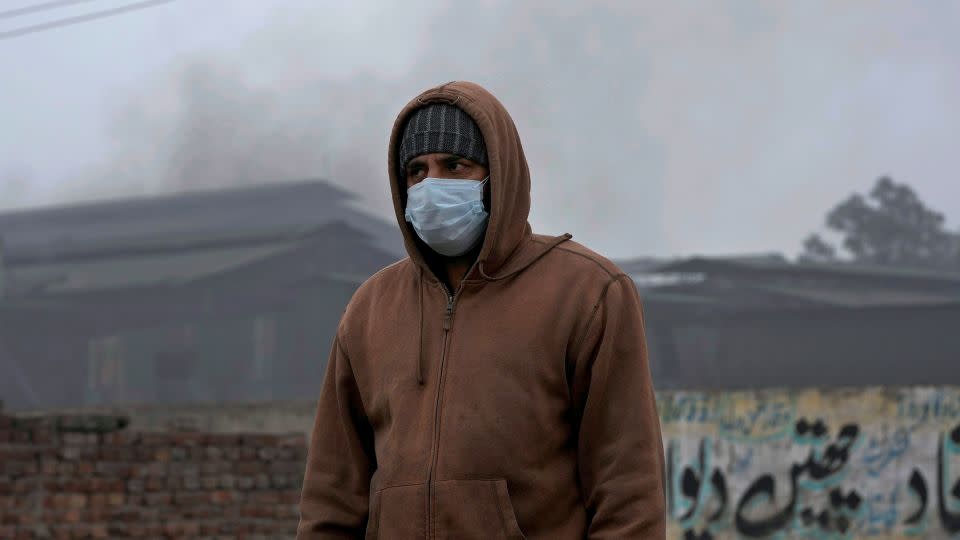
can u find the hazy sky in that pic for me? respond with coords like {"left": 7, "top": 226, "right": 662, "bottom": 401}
{"left": 2, "top": 0, "right": 958, "bottom": 259}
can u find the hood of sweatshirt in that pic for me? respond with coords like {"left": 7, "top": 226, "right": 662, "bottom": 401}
{"left": 388, "top": 81, "right": 569, "bottom": 283}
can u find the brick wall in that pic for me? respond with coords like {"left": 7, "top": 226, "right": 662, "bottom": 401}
{"left": 0, "top": 406, "right": 307, "bottom": 539}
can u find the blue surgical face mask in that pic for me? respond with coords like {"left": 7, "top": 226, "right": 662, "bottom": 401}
{"left": 404, "top": 177, "right": 489, "bottom": 257}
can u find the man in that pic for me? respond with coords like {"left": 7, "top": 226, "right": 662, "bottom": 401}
{"left": 297, "top": 81, "right": 665, "bottom": 539}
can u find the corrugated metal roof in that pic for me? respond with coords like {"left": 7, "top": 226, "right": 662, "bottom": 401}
{"left": 744, "top": 283, "right": 960, "bottom": 307}
{"left": 2, "top": 219, "right": 395, "bottom": 297}
{"left": 633, "top": 255, "right": 960, "bottom": 310}
{"left": 7, "top": 242, "right": 297, "bottom": 294}
{"left": 0, "top": 178, "right": 404, "bottom": 260}
{"left": 658, "top": 256, "right": 960, "bottom": 285}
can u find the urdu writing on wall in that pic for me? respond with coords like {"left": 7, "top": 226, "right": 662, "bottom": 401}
{"left": 657, "top": 387, "right": 960, "bottom": 539}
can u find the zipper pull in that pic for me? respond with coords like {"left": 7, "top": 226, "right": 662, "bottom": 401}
{"left": 443, "top": 296, "right": 454, "bottom": 331}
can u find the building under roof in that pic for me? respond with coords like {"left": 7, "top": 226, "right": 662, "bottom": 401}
{"left": 629, "top": 255, "right": 960, "bottom": 390}
{"left": 0, "top": 180, "right": 402, "bottom": 410}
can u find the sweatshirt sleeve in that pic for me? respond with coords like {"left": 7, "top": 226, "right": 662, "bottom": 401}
{"left": 297, "top": 333, "right": 376, "bottom": 539}
{"left": 570, "top": 274, "right": 666, "bottom": 539}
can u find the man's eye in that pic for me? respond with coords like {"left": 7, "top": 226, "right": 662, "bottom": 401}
{"left": 448, "top": 162, "right": 464, "bottom": 171}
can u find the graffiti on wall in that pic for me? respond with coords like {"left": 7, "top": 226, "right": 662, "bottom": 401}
{"left": 658, "top": 387, "right": 960, "bottom": 539}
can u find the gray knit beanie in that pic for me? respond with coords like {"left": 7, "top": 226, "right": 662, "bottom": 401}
{"left": 397, "top": 103, "right": 487, "bottom": 169}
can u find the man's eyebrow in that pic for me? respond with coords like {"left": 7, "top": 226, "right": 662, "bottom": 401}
{"left": 439, "top": 154, "right": 465, "bottom": 164}
{"left": 406, "top": 158, "right": 426, "bottom": 169}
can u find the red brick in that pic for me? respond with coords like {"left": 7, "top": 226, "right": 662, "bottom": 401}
{"left": 103, "top": 446, "right": 134, "bottom": 461}
{"left": 99, "top": 431, "right": 127, "bottom": 445}
{"left": 143, "top": 492, "right": 171, "bottom": 506}
{"left": 173, "top": 432, "right": 205, "bottom": 446}
{"left": 181, "top": 476, "right": 200, "bottom": 490}
{"left": 88, "top": 493, "right": 107, "bottom": 509}
{"left": 68, "top": 524, "right": 91, "bottom": 539}
{"left": 3, "top": 460, "right": 38, "bottom": 476}
{"left": 173, "top": 491, "right": 206, "bottom": 506}
{"left": 62, "top": 509, "right": 82, "bottom": 523}
{"left": 250, "top": 491, "right": 279, "bottom": 504}
{"left": 198, "top": 475, "right": 217, "bottom": 490}
{"left": 240, "top": 435, "right": 276, "bottom": 446}
{"left": 254, "top": 474, "right": 270, "bottom": 490}
{"left": 209, "top": 490, "right": 236, "bottom": 505}
{"left": 236, "top": 462, "right": 262, "bottom": 475}
{"left": 106, "top": 507, "right": 139, "bottom": 522}
{"left": 277, "top": 433, "right": 305, "bottom": 447}
{"left": 48, "top": 493, "right": 69, "bottom": 510}
{"left": 154, "top": 447, "right": 171, "bottom": 462}
{"left": 162, "top": 522, "right": 183, "bottom": 536}
{"left": 145, "top": 476, "right": 165, "bottom": 492}
{"left": 30, "top": 428, "right": 55, "bottom": 445}
{"left": 67, "top": 494, "right": 86, "bottom": 509}
{"left": 268, "top": 460, "right": 301, "bottom": 474}
{"left": 206, "top": 434, "right": 241, "bottom": 446}
{"left": 236, "top": 477, "right": 255, "bottom": 490}
{"left": 11, "top": 480, "right": 34, "bottom": 495}
{"left": 280, "top": 490, "right": 302, "bottom": 505}
{"left": 58, "top": 433, "right": 85, "bottom": 446}
{"left": 214, "top": 473, "right": 234, "bottom": 490}
{"left": 183, "top": 505, "right": 212, "bottom": 519}
{"left": 137, "top": 433, "right": 169, "bottom": 446}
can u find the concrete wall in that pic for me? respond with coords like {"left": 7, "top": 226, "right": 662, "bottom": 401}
{"left": 16, "top": 386, "right": 960, "bottom": 539}
{"left": 659, "top": 386, "right": 960, "bottom": 539}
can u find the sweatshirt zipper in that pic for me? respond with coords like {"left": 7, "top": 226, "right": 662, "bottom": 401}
{"left": 425, "top": 256, "right": 481, "bottom": 539}
{"left": 426, "top": 292, "right": 455, "bottom": 539}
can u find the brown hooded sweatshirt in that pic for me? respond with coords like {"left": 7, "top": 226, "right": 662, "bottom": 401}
{"left": 297, "top": 81, "right": 665, "bottom": 539}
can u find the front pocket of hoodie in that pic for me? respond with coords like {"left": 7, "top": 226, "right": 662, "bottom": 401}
{"left": 366, "top": 483, "right": 427, "bottom": 540}
{"left": 433, "top": 478, "right": 526, "bottom": 540}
